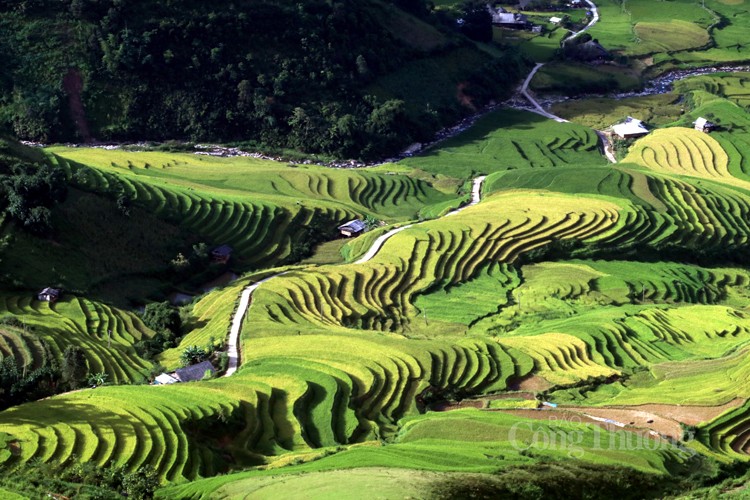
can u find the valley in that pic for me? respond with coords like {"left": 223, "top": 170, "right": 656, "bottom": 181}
{"left": 2, "top": 0, "right": 750, "bottom": 498}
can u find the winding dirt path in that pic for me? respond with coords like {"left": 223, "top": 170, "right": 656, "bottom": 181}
{"left": 519, "top": 0, "right": 601, "bottom": 121}
{"left": 518, "top": 1, "right": 616, "bottom": 164}
{"left": 520, "top": 64, "right": 569, "bottom": 123}
{"left": 223, "top": 176, "right": 487, "bottom": 376}
{"left": 224, "top": 272, "right": 286, "bottom": 376}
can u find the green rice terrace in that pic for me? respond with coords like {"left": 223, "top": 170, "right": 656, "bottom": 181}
{"left": 5, "top": 0, "right": 750, "bottom": 498}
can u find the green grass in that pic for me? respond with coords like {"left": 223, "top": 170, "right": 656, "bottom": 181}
{"left": 588, "top": 0, "right": 712, "bottom": 56}
{"left": 0, "top": 188, "right": 183, "bottom": 306}
{"left": 551, "top": 94, "right": 684, "bottom": 130}
{"left": 401, "top": 109, "right": 605, "bottom": 178}
{"left": 158, "top": 409, "right": 686, "bottom": 499}
{"left": 498, "top": 26, "right": 569, "bottom": 62}
{"left": 667, "top": 0, "right": 750, "bottom": 67}
{"left": 530, "top": 62, "right": 642, "bottom": 94}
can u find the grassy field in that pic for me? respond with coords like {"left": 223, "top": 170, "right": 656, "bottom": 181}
{"left": 400, "top": 109, "right": 605, "bottom": 178}
{"left": 585, "top": 0, "right": 750, "bottom": 75}
{"left": 667, "top": 0, "right": 750, "bottom": 67}
{"left": 158, "top": 409, "right": 687, "bottom": 499}
{"left": 587, "top": 0, "right": 712, "bottom": 56}
{"left": 551, "top": 94, "right": 684, "bottom": 130}
{"left": 530, "top": 62, "right": 642, "bottom": 94}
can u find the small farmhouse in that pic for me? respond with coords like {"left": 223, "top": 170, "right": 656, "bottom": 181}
{"left": 487, "top": 4, "right": 507, "bottom": 24}
{"left": 154, "top": 373, "right": 179, "bottom": 385}
{"left": 694, "top": 117, "right": 717, "bottom": 133}
{"left": 174, "top": 360, "right": 215, "bottom": 383}
{"left": 612, "top": 117, "right": 649, "bottom": 139}
{"left": 550, "top": 16, "right": 562, "bottom": 24}
{"left": 493, "top": 12, "right": 530, "bottom": 29}
{"left": 211, "top": 244, "right": 233, "bottom": 264}
{"left": 338, "top": 219, "right": 367, "bottom": 238}
{"left": 38, "top": 287, "right": 61, "bottom": 303}
{"left": 574, "top": 39, "right": 609, "bottom": 61}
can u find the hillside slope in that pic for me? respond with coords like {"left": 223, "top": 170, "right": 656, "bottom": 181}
{"left": 0, "top": 0, "right": 524, "bottom": 159}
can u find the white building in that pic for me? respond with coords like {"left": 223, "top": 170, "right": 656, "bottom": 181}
{"left": 612, "top": 117, "right": 649, "bottom": 139}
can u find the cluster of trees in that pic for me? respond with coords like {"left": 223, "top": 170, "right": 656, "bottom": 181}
{"left": 0, "top": 461, "right": 158, "bottom": 499}
{"left": 0, "top": 144, "right": 68, "bottom": 235}
{"left": 283, "top": 211, "right": 340, "bottom": 263}
{"left": 0, "top": 0, "right": 525, "bottom": 159}
{"left": 135, "top": 301, "right": 182, "bottom": 359}
{"left": 0, "top": 354, "right": 59, "bottom": 410}
{"left": 458, "top": 1, "right": 494, "bottom": 43}
{"left": 180, "top": 339, "right": 227, "bottom": 372}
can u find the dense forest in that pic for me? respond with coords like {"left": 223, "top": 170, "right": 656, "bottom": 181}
{"left": 0, "top": 0, "right": 525, "bottom": 159}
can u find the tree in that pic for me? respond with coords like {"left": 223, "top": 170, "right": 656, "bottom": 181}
{"left": 460, "top": 1, "right": 493, "bottom": 42}
{"left": 3, "top": 162, "right": 68, "bottom": 236}
{"left": 62, "top": 346, "right": 88, "bottom": 389}
{"left": 122, "top": 466, "right": 159, "bottom": 500}
{"left": 180, "top": 345, "right": 209, "bottom": 366}
{"left": 87, "top": 372, "right": 108, "bottom": 387}
{"left": 364, "top": 215, "right": 381, "bottom": 230}
{"left": 141, "top": 301, "right": 181, "bottom": 336}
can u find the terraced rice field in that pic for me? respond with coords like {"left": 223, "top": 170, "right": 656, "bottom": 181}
{"left": 401, "top": 109, "right": 604, "bottom": 178}
{"left": 675, "top": 73, "right": 750, "bottom": 110}
{"left": 623, "top": 128, "right": 742, "bottom": 186}
{"left": 48, "top": 148, "right": 453, "bottom": 221}
{"left": 250, "top": 191, "right": 621, "bottom": 336}
{"left": 8, "top": 99, "right": 750, "bottom": 496}
{"left": 158, "top": 409, "right": 688, "bottom": 499}
{"left": 0, "top": 294, "right": 154, "bottom": 383}
{"left": 587, "top": 0, "right": 712, "bottom": 56}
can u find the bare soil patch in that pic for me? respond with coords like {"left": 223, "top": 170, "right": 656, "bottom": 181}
{"left": 509, "top": 374, "right": 552, "bottom": 392}
{"left": 431, "top": 400, "right": 485, "bottom": 411}
{"left": 562, "top": 399, "right": 745, "bottom": 440}
{"left": 63, "top": 68, "right": 91, "bottom": 141}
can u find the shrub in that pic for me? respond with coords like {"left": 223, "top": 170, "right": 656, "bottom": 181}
{"left": 141, "top": 301, "right": 181, "bottom": 336}
{"left": 180, "top": 345, "right": 209, "bottom": 366}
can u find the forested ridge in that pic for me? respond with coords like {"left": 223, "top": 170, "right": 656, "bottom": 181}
{"left": 0, "top": 0, "right": 525, "bottom": 159}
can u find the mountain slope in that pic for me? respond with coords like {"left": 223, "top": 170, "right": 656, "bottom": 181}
{"left": 0, "top": 0, "right": 525, "bottom": 159}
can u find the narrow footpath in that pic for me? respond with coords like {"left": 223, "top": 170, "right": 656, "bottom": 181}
{"left": 223, "top": 176, "right": 487, "bottom": 376}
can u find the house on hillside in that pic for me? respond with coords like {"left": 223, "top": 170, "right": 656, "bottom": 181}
{"left": 174, "top": 360, "right": 215, "bottom": 383}
{"left": 38, "top": 288, "right": 61, "bottom": 303}
{"left": 694, "top": 117, "right": 717, "bottom": 133}
{"left": 612, "top": 117, "right": 649, "bottom": 139}
{"left": 493, "top": 12, "right": 530, "bottom": 29}
{"left": 572, "top": 39, "right": 610, "bottom": 61}
{"left": 338, "top": 219, "right": 367, "bottom": 238}
{"left": 154, "top": 373, "right": 179, "bottom": 385}
{"left": 211, "top": 245, "right": 233, "bottom": 264}
{"left": 549, "top": 16, "right": 562, "bottom": 24}
{"left": 487, "top": 4, "right": 507, "bottom": 24}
